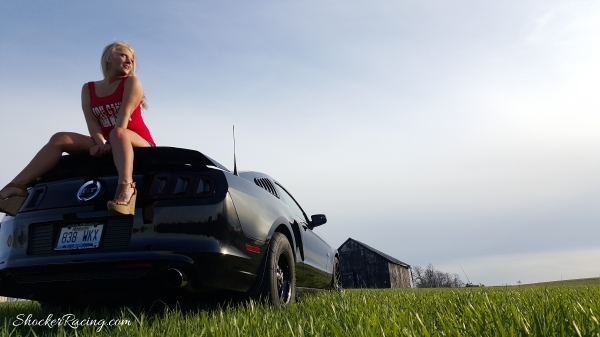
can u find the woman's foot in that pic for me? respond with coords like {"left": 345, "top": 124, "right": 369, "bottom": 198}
{"left": 111, "top": 182, "right": 136, "bottom": 204}
{"left": 0, "top": 183, "right": 29, "bottom": 216}
{"left": 0, "top": 183, "right": 28, "bottom": 200}
{"left": 107, "top": 182, "right": 137, "bottom": 216}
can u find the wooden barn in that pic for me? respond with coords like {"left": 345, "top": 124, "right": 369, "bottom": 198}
{"left": 338, "top": 238, "right": 411, "bottom": 288}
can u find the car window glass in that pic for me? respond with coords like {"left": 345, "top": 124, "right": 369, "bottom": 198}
{"left": 274, "top": 184, "right": 307, "bottom": 221}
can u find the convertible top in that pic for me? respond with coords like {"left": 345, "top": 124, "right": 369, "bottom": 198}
{"left": 35, "top": 147, "right": 230, "bottom": 184}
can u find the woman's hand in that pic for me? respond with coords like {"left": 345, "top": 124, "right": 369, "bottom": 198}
{"left": 89, "top": 144, "right": 112, "bottom": 157}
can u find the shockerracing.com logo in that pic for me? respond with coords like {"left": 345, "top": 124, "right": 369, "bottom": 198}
{"left": 13, "top": 313, "right": 132, "bottom": 332}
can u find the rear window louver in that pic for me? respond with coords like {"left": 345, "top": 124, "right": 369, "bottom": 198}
{"left": 254, "top": 178, "right": 279, "bottom": 198}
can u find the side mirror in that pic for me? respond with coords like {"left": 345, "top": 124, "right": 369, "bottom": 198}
{"left": 310, "top": 214, "right": 327, "bottom": 228}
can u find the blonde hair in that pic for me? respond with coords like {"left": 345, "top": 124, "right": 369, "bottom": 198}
{"left": 100, "top": 41, "right": 147, "bottom": 109}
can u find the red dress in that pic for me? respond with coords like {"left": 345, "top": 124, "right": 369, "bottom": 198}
{"left": 88, "top": 78, "right": 156, "bottom": 146}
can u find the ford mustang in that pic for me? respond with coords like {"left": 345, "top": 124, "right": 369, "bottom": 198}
{"left": 0, "top": 147, "right": 340, "bottom": 306}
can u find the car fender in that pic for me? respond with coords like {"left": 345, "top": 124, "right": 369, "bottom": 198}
{"left": 224, "top": 173, "right": 306, "bottom": 262}
{"left": 264, "top": 218, "right": 304, "bottom": 263}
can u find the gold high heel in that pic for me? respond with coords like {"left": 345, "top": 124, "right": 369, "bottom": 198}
{"left": 107, "top": 182, "right": 137, "bottom": 216}
{"left": 0, "top": 183, "right": 29, "bottom": 216}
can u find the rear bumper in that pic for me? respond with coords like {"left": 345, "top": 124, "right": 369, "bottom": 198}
{"left": 0, "top": 250, "right": 257, "bottom": 303}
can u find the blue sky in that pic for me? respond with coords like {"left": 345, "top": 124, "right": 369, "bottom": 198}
{"left": 1, "top": 1, "right": 599, "bottom": 285}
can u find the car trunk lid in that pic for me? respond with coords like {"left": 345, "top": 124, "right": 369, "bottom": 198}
{"left": 20, "top": 147, "right": 229, "bottom": 212}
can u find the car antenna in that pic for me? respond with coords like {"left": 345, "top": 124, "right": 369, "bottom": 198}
{"left": 460, "top": 264, "right": 472, "bottom": 285}
{"left": 233, "top": 125, "right": 238, "bottom": 176}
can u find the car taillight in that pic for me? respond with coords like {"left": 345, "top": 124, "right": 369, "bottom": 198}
{"left": 147, "top": 174, "right": 215, "bottom": 199}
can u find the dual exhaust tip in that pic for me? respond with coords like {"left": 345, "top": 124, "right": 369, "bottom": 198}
{"left": 165, "top": 268, "right": 188, "bottom": 288}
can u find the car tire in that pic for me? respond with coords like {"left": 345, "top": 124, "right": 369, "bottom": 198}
{"left": 257, "top": 232, "right": 296, "bottom": 306}
{"left": 331, "top": 256, "right": 342, "bottom": 291}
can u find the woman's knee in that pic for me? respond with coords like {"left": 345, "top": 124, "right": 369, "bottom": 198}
{"left": 109, "top": 127, "right": 128, "bottom": 141}
{"left": 48, "top": 132, "right": 73, "bottom": 147}
{"left": 48, "top": 132, "right": 94, "bottom": 153}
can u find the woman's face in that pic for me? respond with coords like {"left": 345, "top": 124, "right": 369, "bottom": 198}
{"left": 107, "top": 47, "right": 134, "bottom": 76}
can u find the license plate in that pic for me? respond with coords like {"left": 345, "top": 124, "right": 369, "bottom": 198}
{"left": 55, "top": 223, "right": 104, "bottom": 250}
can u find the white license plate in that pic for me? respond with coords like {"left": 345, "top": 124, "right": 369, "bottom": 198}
{"left": 55, "top": 223, "right": 104, "bottom": 250}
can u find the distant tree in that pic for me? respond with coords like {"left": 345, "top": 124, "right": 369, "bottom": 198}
{"left": 412, "top": 264, "right": 464, "bottom": 288}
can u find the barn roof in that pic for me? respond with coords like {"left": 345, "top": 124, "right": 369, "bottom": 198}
{"left": 340, "top": 238, "right": 410, "bottom": 268}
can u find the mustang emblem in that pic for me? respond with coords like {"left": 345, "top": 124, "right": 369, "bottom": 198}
{"left": 77, "top": 181, "right": 102, "bottom": 202}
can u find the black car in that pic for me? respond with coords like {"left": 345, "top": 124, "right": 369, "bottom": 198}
{"left": 0, "top": 147, "right": 340, "bottom": 306}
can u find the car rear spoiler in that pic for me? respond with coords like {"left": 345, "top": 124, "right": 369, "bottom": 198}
{"left": 34, "top": 147, "right": 230, "bottom": 185}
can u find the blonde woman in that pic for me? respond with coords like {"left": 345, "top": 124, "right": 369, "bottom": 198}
{"left": 0, "top": 42, "right": 155, "bottom": 216}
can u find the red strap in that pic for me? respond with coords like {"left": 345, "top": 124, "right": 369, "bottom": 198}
{"left": 88, "top": 82, "right": 96, "bottom": 99}
{"left": 117, "top": 77, "right": 128, "bottom": 92}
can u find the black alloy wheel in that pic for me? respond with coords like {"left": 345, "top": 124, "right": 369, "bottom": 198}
{"left": 276, "top": 253, "right": 292, "bottom": 303}
{"left": 258, "top": 232, "right": 296, "bottom": 306}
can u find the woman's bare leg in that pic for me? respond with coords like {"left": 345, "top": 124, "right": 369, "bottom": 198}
{"left": 0, "top": 132, "right": 95, "bottom": 198}
{"left": 109, "top": 127, "right": 150, "bottom": 200}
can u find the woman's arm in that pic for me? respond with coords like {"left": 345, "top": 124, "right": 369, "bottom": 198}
{"left": 81, "top": 83, "right": 109, "bottom": 156}
{"left": 115, "top": 76, "right": 144, "bottom": 129}
{"left": 81, "top": 83, "right": 106, "bottom": 145}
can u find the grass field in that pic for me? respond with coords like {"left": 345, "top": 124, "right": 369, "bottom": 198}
{"left": 1, "top": 286, "right": 599, "bottom": 336}
{"left": 524, "top": 277, "right": 600, "bottom": 287}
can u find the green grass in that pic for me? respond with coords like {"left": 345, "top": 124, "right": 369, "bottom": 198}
{"left": 524, "top": 277, "right": 600, "bottom": 287}
{"left": 1, "top": 286, "right": 599, "bottom": 336}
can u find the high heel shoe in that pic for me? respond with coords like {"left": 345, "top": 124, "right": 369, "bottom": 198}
{"left": 0, "top": 183, "right": 29, "bottom": 216}
{"left": 107, "top": 182, "right": 137, "bottom": 216}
